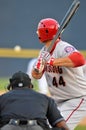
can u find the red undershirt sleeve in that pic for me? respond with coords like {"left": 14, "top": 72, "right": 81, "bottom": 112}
{"left": 68, "top": 52, "right": 85, "bottom": 67}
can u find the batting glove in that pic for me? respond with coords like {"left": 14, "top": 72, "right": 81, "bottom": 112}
{"left": 47, "top": 57, "right": 55, "bottom": 66}
{"left": 33, "top": 57, "right": 45, "bottom": 73}
{"left": 40, "top": 51, "right": 51, "bottom": 61}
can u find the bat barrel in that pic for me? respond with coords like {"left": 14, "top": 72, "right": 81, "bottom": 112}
{"left": 61, "top": 0, "right": 80, "bottom": 29}
{"left": 47, "top": 0, "right": 80, "bottom": 53}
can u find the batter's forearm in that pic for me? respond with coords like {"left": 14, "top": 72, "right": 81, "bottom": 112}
{"left": 48, "top": 52, "right": 85, "bottom": 67}
{"left": 53, "top": 57, "right": 74, "bottom": 67}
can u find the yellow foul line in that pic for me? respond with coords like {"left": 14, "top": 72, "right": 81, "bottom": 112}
{"left": 0, "top": 48, "right": 86, "bottom": 58}
{"left": 0, "top": 48, "right": 40, "bottom": 58}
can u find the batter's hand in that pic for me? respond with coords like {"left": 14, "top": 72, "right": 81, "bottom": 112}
{"left": 47, "top": 57, "right": 55, "bottom": 66}
{"left": 33, "top": 57, "right": 46, "bottom": 73}
{"left": 40, "top": 51, "right": 51, "bottom": 61}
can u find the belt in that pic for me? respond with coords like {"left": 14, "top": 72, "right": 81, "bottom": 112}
{"left": 9, "top": 119, "right": 38, "bottom": 126}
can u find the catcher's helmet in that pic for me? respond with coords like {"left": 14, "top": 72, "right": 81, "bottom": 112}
{"left": 7, "top": 71, "right": 33, "bottom": 90}
{"left": 37, "top": 18, "right": 60, "bottom": 42}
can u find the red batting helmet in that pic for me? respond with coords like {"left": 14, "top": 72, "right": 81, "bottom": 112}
{"left": 37, "top": 18, "right": 60, "bottom": 42}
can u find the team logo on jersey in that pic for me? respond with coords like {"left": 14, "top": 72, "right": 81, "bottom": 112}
{"left": 65, "top": 46, "right": 75, "bottom": 53}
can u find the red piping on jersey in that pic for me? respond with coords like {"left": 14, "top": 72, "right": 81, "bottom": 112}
{"left": 66, "top": 98, "right": 84, "bottom": 122}
{"left": 50, "top": 38, "right": 61, "bottom": 54}
{"left": 68, "top": 52, "right": 85, "bottom": 67}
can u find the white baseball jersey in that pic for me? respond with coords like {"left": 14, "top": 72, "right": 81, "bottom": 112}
{"left": 40, "top": 40, "right": 86, "bottom": 103}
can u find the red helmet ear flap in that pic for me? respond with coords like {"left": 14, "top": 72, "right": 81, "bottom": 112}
{"left": 37, "top": 18, "right": 60, "bottom": 42}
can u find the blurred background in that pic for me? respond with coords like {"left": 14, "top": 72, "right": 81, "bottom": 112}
{"left": 0, "top": 0, "right": 86, "bottom": 77}
{"left": 0, "top": 1, "right": 86, "bottom": 128}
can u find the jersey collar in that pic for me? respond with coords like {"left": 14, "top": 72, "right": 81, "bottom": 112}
{"left": 50, "top": 38, "right": 61, "bottom": 54}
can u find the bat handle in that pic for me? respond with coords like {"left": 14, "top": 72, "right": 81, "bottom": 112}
{"left": 33, "top": 59, "right": 46, "bottom": 73}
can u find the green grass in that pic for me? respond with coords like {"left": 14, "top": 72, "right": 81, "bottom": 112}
{"left": 31, "top": 79, "right": 39, "bottom": 91}
{"left": 0, "top": 77, "right": 9, "bottom": 92}
{"left": 0, "top": 77, "right": 39, "bottom": 92}
{"left": 74, "top": 125, "right": 86, "bottom": 130}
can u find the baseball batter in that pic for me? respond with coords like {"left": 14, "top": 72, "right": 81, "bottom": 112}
{"left": 31, "top": 18, "right": 86, "bottom": 130}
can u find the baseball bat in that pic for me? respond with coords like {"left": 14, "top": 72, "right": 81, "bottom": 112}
{"left": 47, "top": 0, "right": 80, "bottom": 52}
